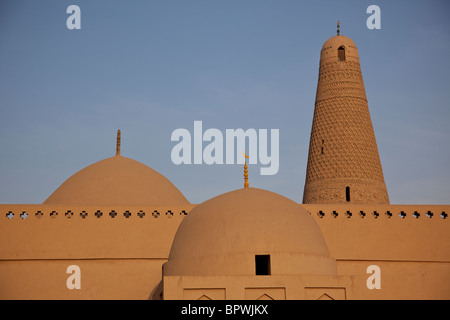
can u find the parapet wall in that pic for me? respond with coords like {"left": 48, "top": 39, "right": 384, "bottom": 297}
{"left": 2, "top": 203, "right": 448, "bottom": 262}
{"left": 303, "top": 204, "right": 449, "bottom": 262}
{"left": 0, "top": 204, "right": 195, "bottom": 260}
{"left": 1, "top": 203, "right": 449, "bottom": 299}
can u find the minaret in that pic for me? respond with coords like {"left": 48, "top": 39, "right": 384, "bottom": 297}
{"left": 303, "top": 23, "right": 389, "bottom": 204}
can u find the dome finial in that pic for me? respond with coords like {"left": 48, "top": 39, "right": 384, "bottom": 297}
{"left": 243, "top": 150, "right": 249, "bottom": 188}
{"left": 337, "top": 20, "right": 340, "bottom": 35}
{"left": 116, "top": 129, "right": 121, "bottom": 156}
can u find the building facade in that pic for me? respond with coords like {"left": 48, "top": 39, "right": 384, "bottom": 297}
{"left": 0, "top": 30, "right": 449, "bottom": 300}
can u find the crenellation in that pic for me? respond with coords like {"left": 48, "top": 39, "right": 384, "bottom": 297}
{"left": 303, "top": 205, "right": 449, "bottom": 221}
{"left": 3, "top": 205, "right": 445, "bottom": 224}
{"left": 1, "top": 206, "right": 192, "bottom": 221}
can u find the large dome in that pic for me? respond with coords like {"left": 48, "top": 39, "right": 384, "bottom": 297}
{"left": 44, "top": 155, "right": 189, "bottom": 206}
{"left": 163, "top": 188, "right": 336, "bottom": 277}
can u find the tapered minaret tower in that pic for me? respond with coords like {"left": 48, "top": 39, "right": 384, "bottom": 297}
{"left": 303, "top": 23, "right": 389, "bottom": 204}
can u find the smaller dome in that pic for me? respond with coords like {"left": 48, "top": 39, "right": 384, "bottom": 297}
{"left": 44, "top": 155, "right": 189, "bottom": 206}
{"left": 320, "top": 34, "right": 360, "bottom": 64}
{"left": 164, "top": 188, "right": 336, "bottom": 277}
{"left": 321, "top": 35, "right": 356, "bottom": 50}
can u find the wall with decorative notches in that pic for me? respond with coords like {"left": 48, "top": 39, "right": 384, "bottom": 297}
{"left": 0, "top": 203, "right": 448, "bottom": 299}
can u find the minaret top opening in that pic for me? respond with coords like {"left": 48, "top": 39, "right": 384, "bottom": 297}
{"left": 338, "top": 46, "right": 346, "bottom": 61}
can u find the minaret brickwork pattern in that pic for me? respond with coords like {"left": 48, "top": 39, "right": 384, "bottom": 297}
{"left": 303, "top": 32, "right": 389, "bottom": 204}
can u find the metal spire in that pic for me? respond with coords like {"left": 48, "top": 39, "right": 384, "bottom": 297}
{"left": 116, "top": 129, "right": 121, "bottom": 156}
{"left": 243, "top": 151, "right": 249, "bottom": 188}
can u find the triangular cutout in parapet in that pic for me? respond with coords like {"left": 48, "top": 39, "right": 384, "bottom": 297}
{"left": 318, "top": 293, "right": 334, "bottom": 300}
{"left": 257, "top": 293, "right": 274, "bottom": 300}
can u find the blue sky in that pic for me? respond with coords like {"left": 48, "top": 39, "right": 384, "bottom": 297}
{"left": 0, "top": 0, "right": 449, "bottom": 204}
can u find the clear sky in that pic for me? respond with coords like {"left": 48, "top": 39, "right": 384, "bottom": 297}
{"left": 1, "top": 0, "right": 449, "bottom": 205}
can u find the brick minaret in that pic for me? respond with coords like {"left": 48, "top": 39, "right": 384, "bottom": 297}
{"left": 303, "top": 26, "right": 389, "bottom": 204}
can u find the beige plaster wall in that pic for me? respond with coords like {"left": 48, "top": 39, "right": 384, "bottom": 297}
{"left": 0, "top": 259, "right": 164, "bottom": 300}
{"left": 0, "top": 204, "right": 191, "bottom": 300}
{"left": 304, "top": 204, "right": 449, "bottom": 261}
{"left": 306, "top": 204, "right": 450, "bottom": 299}
{"left": 0, "top": 205, "right": 193, "bottom": 260}
{"left": 163, "top": 260, "right": 450, "bottom": 300}
{"left": 163, "top": 274, "right": 352, "bottom": 300}
{"left": 336, "top": 260, "right": 450, "bottom": 300}
{"left": 1, "top": 204, "right": 448, "bottom": 299}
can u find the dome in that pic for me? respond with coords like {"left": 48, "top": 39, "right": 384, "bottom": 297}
{"left": 321, "top": 34, "right": 356, "bottom": 50}
{"left": 43, "top": 155, "right": 189, "bottom": 206}
{"left": 163, "top": 188, "right": 336, "bottom": 277}
{"left": 320, "top": 34, "right": 360, "bottom": 64}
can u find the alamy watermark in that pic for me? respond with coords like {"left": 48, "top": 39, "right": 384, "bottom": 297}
{"left": 171, "top": 121, "right": 279, "bottom": 175}
{"left": 66, "top": 265, "right": 81, "bottom": 289}
{"left": 66, "top": 5, "right": 81, "bottom": 30}
{"left": 366, "top": 5, "right": 381, "bottom": 30}
{"left": 66, "top": 4, "right": 381, "bottom": 31}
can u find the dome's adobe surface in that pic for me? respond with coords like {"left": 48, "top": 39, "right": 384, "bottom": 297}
{"left": 164, "top": 188, "right": 336, "bottom": 277}
{"left": 43, "top": 155, "right": 189, "bottom": 206}
{"left": 321, "top": 34, "right": 356, "bottom": 50}
{"left": 320, "top": 34, "right": 360, "bottom": 63}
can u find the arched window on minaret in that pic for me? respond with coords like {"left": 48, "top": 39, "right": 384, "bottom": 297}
{"left": 338, "top": 46, "right": 346, "bottom": 61}
{"left": 346, "top": 186, "right": 350, "bottom": 202}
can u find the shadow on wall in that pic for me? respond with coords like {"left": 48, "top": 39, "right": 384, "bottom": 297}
{"left": 149, "top": 280, "right": 163, "bottom": 300}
